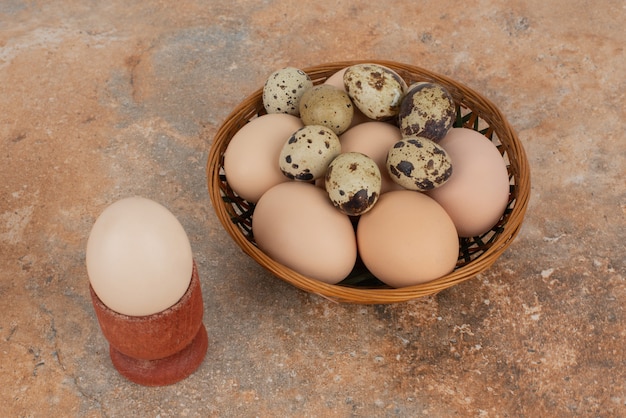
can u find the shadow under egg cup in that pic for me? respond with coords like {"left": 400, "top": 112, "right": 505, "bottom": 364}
{"left": 90, "top": 261, "right": 208, "bottom": 386}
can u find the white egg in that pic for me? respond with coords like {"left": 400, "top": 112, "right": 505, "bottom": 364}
{"left": 86, "top": 197, "right": 193, "bottom": 316}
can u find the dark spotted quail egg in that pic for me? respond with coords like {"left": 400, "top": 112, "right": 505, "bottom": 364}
{"left": 386, "top": 137, "right": 453, "bottom": 191}
{"left": 343, "top": 63, "right": 408, "bottom": 121}
{"left": 279, "top": 125, "right": 341, "bottom": 181}
{"left": 299, "top": 84, "right": 354, "bottom": 135}
{"left": 263, "top": 67, "right": 314, "bottom": 116}
{"left": 398, "top": 82, "right": 456, "bottom": 142}
{"left": 325, "top": 152, "right": 381, "bottom": 216}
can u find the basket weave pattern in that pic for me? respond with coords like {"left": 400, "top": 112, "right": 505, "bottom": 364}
{"left": 207, "top": 60, "right": 530, "bottom": 304}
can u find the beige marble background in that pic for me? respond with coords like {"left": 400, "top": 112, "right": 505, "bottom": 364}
{"left": 1, "top": 0, "right": 624, "bottom": 416}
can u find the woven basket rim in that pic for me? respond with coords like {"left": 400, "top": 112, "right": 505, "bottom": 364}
{"left": 207, "top": 60, "right": 531, "bottom": 304}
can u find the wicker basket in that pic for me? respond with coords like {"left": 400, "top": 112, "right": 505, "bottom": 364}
{"left": 207, "top": 60, "right": 530, "bottom": 304}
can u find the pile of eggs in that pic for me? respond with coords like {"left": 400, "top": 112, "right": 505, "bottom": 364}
{"left": 223, "top": 64, "right": 510, "bottom": 288}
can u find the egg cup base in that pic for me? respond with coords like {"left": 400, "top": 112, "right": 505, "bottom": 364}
{"left": 109, "top": 323, "right": 208, "bottom": 386}
{"left": 90, "top": 260, "right": 209, "bottom": 385}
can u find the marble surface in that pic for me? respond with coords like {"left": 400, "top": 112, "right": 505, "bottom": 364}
{"left": 1, "top": 1, "right": 624, "bottom": 416}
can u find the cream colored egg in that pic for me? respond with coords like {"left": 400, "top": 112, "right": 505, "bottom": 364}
{"left": 252, "top": 182, "right": 357, "bottom": 284}
{"left": 299, "top": 84, "right": 354, "bottom": 135}
{"left": 263, "top": 67, "right": 313, "bottom": 116}
{"left": 339, "top": 121, "right": 404, "bottom": 194}
{"left": 279, "top": 125, "right": 341, "bottom": 181}
{"left": 86, "top": 197, "right": 193, "bottom": 316}
{"left": 343, "top": 63, "right": 407, "bottom": 121}
{"left": 399, "top": 82, "right": 456, "bottom": 142}
{"left": 357, "top": 190, "right": 459, "bottom": 287}
{"left": 427, "top": 127, "right": 510, "bottom": 237}
{"left": 224, "top": 113, "right": 304, "bottom": 203}
{"left": 325, "top": 152, "right": 381, "bottom": 216}
{"left": 324, "top": 68, "right": 371, "bottom": 127}
{"left": 386, "top": 136, "right": 453, "bottom": 191}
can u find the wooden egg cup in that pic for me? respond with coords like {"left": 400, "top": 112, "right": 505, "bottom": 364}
{"left": 90, "top": 261, "right": 208, "bottom": 386}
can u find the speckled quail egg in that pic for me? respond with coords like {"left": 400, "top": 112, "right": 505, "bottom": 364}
{"left": 279, "top": 125, "right": 341, "bottom": 181}
{"left": 299, "top": 84, "right": 354, "bottom": 135}
{"left": 386, "top": 137, "right": 453, "bottom": 191}
{"left": 263, "top": 67, "right": 314, "bottom": 116}
{"left": 398, "top": 82, "right": 456, "bottom": 142}
{"left": 343, "top": 63, "right": 408, "bottom": 121}
{"left": 325, "top": 152, "right": 381, "bottom": 216}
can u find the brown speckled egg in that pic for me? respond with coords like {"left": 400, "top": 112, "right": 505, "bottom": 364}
{"left": 343, "top": 63, "right": 407, "bottom": 121}
{"left": 263, "top": 67, "right": 314, "bottom": 116}
{"left": 325, "top": 152, "right": 381, "bottom": 216}
{"left": 386, "top": 137, "right": 453, "bottom": 191}
{"left": 299, "top": 84, "right": 354, "bottom": 135}
{"left": 398, "top": 82, "right": 456, "bottom": 142}
{"left": 279, "top": 125, "right": 341, "bottom": 181}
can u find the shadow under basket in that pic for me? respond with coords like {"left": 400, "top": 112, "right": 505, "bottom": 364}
{"left": 207, "top": 60, "right": 531, "bottom": 304}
